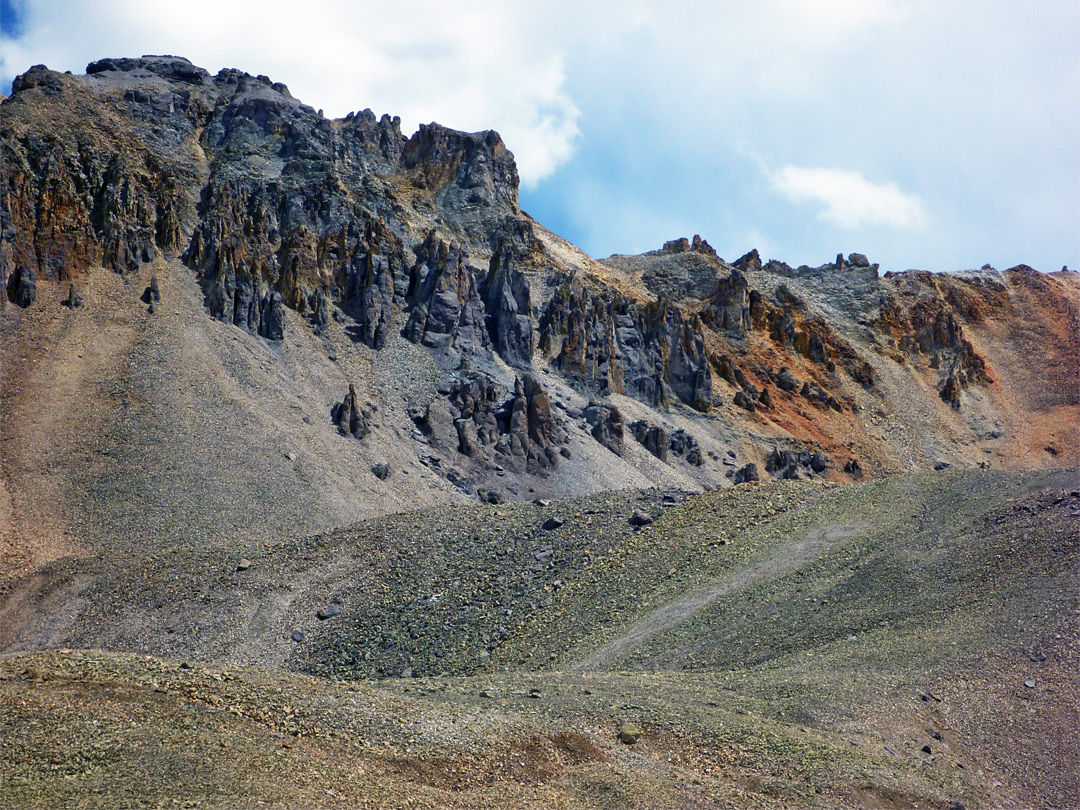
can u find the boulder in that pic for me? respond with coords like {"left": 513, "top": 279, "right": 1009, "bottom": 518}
{"left": 584, "top": 403, "right": 624, "bottom": 456}
{"left": 332, "top": 384, "right": 368, "bottom": 440}
{"left": 631, "top": 421, "right": 668, "bottom": 462}
{"left": 733, "top": 463, "right": 759, "bottom": 484}
{"left": 7, "top": 267, "right": 35, "bottom": 308}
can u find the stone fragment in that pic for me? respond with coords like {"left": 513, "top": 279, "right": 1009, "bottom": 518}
{"left": 584, "top": 403, "right": 624, "bottom": 456}
{"left": 236, "top": 558, "right": 252, "bottom": 571}
{"left": 291, "top": 628, "right": 305, "bottom": 642}
{"left": 332, "top": 384, "right": 368, "bottom": 440}
{"left": 733, "top": 463, "right": 759, "bottom": 484}
{"left": 8, "top": 267, "right": 35, "bottom": 308}
{"left": 629, "top": 510, "right": 653, "bottom": 527}
{"left": 542, "top": 517, "right": 564, "bottom": 531}
{"left": 317, "top": 606, "right": 342, "bottom": 621}
{"left": 371, "top": 463, "right": 390, "bottom": 480}
{"left": 617, "top": 722, "right": 641, "bottom": 744}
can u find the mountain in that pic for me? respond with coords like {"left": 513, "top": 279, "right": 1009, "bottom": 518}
{"left": 0, "top": 56, "right": 1077, "bottom": 809}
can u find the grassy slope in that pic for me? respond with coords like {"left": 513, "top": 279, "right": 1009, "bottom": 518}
{"left": 1, "top": 468, "right": 1076, "bottom": 808}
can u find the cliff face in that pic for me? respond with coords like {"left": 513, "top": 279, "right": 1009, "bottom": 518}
{"left": 1, "top": 57, "right": 1077, "bottom": 569}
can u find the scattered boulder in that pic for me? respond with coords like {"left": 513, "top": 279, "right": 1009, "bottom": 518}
{"left": 843, "top": 459, "right": 863, "bottom": 479}
{"left": 7, "top": 266, "right": 35, "bottom": 308}
{"left": 629, "top": 510, "right": 653, "bottom": 527}
{"left": 766, "top": 446, "right": 831, "bottom": 479}
{"left": 291, "top": 628, "right": 305, "bottom": 643}
{"left": 631, "top": 421, "right": 668, "bottom": 462}
{"left": 542, "top": 517, "right": 564, "bottom": 531}
{"left": 332, "top": 384, "right": 369, "bottom": 440}
{"left": 63, "top": 284, "right": 83, "bottom": 309}
{"left": 629, "top": 421, "right": 702, "bottom": 466}
{"left": 317, "top": 606, "right": 342, "bottom": 621}
{"left": 733, "top": 391, "right": 756, "bottom": 412}
{"left": 236, "top": 558, "right": 252, "bottom": 572}
{"left": 617, "top": 722, "right": 642, "bottom": 745}
{"left": 584, "top": 402, "right": 624, "bottom": 456}
{"left": 142, "top": 276, "right": 161, "bottom": 304}
{"left": 371, "top": 463, "right": 391, "bottom": 480}
{"left": 733, "top": 463, "right": 759, "bottom": 484}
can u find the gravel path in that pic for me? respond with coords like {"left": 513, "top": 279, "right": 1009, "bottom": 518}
{"left": 571, "top": 521, "right": 865, "bottom": 671}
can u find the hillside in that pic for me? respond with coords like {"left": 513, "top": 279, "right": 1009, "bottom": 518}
{"left": 0, "top": 56, "right": 1077, "bottom": 809}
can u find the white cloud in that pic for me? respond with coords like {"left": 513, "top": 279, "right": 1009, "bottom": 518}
{"left": 768, "top": 165, "right": 927, "bottom": 229}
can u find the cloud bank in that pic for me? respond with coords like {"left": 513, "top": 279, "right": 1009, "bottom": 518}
{"left": 769, "top": 165, "right": 927, "bottom": 229}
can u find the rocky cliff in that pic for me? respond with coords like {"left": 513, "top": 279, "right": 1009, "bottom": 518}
{"left": 1, "top": 57, "right": 1077, "bottom": 572}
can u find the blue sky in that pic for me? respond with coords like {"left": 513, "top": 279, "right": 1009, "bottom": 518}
{"left": 1, "top": 0, "right": 1077, "bottom": 274}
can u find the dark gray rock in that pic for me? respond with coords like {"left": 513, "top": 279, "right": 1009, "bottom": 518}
{"left": 733, "top": 463, "right": 759, "bottom": 484}
{"left": 404, "top": 232, "right": 491, "bottom": 359}
{"left": 542, "top": 517, "right": 564, "bottom": 531}
{"left": 631, "top": 421, "right": 668, "bottom": 462}
{"left": 332, "top": 384, "right": 368, "bottom": 440}
{"left": 481, "top": 224, "right": 535, "bottom": 367}
{"left": 776, "top": 367, "right": 799, "bottom": 392}
{"left": 540, "top": 278, "right": 712, "bottom": 412}
{"left": 843, "top": 459, "right": 863, "bottom": 479}
{"left": 63, "top": 284, "right": 83, "bottom": 309}
{"left": 629, "top": 510, "right": 653, "bottom": 526}
{"left": 371, "top": 463, "right": 390, "bottom": 480}
{"left": 584, "top": 403, "right": 624, "bottom": 456}
{"left": 317, "top": 606, "right": 342, "bottom": 621}
{"left": 7, "top": 266, "right": 35, "bottom": 308}
{"left": 705, "top": 268, "right": 750, "bottom": 337}
{"left": 291, "top": 628, "right": 305, "bottom": 642}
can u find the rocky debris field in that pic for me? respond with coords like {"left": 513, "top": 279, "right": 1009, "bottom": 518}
{"left": 2, "top": 469, "right": 1077, "bottom": 808}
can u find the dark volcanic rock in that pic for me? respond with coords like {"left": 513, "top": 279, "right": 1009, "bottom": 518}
{"left": 404, "top": 232, "right": 491, "bottom": 360}
{"left": 584, "top": 403, "right": 625, "bottom": 456}
{"left": 480, "top": 224, "right": 535, "bottom": 367}
{"left": 540, "top": 278, "right": 712, "bottom": 412}
{"left": 332, "top": 384, "right": 368, "bottom": 440}
{"left": 63, "top": 283, "right": 83, "bottom": 309}
{"left": 631, "top": 421, "right": 669, "bottom": 462}
{"left": 416, "top": 373, "right": 562, "bottom": 474}
{"left": 7, "top": 266, "right": 36, "bottom": 308}
{"left": 733, "top": 463, "right": 759, "bottom": 484}
{"left": 704, "top": 268, "right": 750, "bottom": 337}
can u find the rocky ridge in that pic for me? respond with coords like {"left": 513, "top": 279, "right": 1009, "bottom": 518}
{"left": 0, "top": 55, "right": 1077, "bottom": 560}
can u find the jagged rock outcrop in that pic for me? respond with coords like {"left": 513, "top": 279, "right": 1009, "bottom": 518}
{"left": 416, "top": 373, "right": 562, "bottom": 474}
{"left": 631, "top": 421, "right": 668, "bottom": 462}
{"left": 332, "top": 384, "right": 369, "bottom": 440}
{"left": 479, "top": 223, "right": 536, "bottom": 367}
{"left": 765, "top": 447, "right": 830, "bottom": 480}
{"left": 630, "top": 420, "right": 703, "bottom": 466}
{"left": 584, "top": 402, "right": 625, "bottom": 456}
{"left": 540, "top": 279, "right": 712, "bottom": 412}
{"left": 403, "top": 232, "right": 490, "bottom": 359}
{"left": 2, "top": 54, "right": 1075, "bottom": 523}
{"left": 6, "top": 266, "right": 35, "bottom": 308}
{"left": 733, "top": 462, "right": 760, "bottom": 484}
{"left": 703, "top": 268, "right": 750, "bottom": 337}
